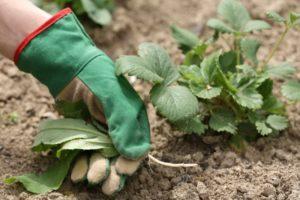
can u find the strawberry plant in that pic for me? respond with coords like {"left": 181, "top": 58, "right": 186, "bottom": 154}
{"left": 31, "top": 0, "right": 115, "bottom": 25}
{"left": 116, "top": 0, "right": 300, "bottom": 140}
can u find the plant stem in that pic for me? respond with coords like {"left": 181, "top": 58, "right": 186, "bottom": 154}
{"left": 259, "top": 25, "right": 290, "bottom": 71}
{"left": 148, "top": 154, "right": 198, "bottom": 168}
{"left": 235, "top": 37, "right": 241, "bottom": 65}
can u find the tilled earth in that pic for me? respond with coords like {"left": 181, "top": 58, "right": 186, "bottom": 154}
{"left": 1, "top": 0, "right": 300, "bottom": 199}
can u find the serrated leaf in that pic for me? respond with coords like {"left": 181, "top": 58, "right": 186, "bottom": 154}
{"left": 255, "top": 121, "right": 272, "bottom": 136}
{"left": 200, "top": 52, "right": 220, "bottom": 83}
{"left": 4, "top": 151, "right": 77, "bottom": 194}
{"left": 175, "top": 117, "right": 207, "bottom": 135}
{"left": 138, "top": 43, "right": 180, "bottom": 85}
{"left": 207, "top": 18, "right": 234, "bottom": 33}
{"left": 266, "top": 63, "right": 296, "bottom": 79}
{"left": 150, "top": 85, "right": 199, "bottom": 122}
{"left": 266, "top": 11, "right": 285, "bottom": 23}
{"left": 266, "top": 115, "right": 288, "bottom": 131}
{"left": 281, "top": 81, "right": 300, "bottom": 101}
{"left": 233, "top": 87, "right": 263, "bottom": 109}
{"left": 217, "top": 0, "right": 250, "bottom": 30}
{"left": 219, "top": 51, "right": 238, "bottom": 73}
{"left": 242, "top": 20, "right": 271, "bottom": 32}
{"left": 81, "top": 0, "right": 112, "bottom": 25}
{"left": 209, "top": 108, "right": 237, "bottom": 134}
{"left": 190, "top": 83, "right": 222, "bottom": 99}
{"left": 262, "top": 95, "right": 285, "bottom": 115}
{"left": 116, "top": 55, "right": 164, "bottom": 83}
{"left": 170, "top": 25, "right": 200, "bottom": 53}
{"left": 240, "top": 38, "right": 260, "bottom": 65}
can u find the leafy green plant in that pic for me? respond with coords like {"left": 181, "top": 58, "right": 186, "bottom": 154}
{"left": 5, "top": 102, "right": 118, "bottom": 194}
{"left": 116, "top": 0, "right": 300, "bottom": 140}
{"left": 31, "top": 0, "right": 115, "bottom": 26}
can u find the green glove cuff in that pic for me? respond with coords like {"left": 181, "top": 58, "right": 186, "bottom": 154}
{"left": 14, "top": 8, "right": 150, "bottom": 159}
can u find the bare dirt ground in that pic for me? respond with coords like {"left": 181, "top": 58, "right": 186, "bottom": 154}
{"left": 1, "top": 0, "right": 300, "bottom": 199}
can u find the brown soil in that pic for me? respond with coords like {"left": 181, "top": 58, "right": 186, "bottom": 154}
{"left": 1, "top": 0, "right": 300, "bottom": 199}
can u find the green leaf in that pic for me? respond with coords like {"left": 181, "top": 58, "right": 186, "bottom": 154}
{"left": 170, "top": 25, "right": 200, "bottom": 53}
{"left": 209, "top": 108, "right": 237, "bottom": 134}
{"left": 233, "top": 87, "right": 263, "bottom": 109}
{"left": 57, "top": 138, "right": 114, "bottom": 157}
{"left": 266, "top": 115, "right": 288, "bottom": 131}
{"left": 138, "top": 43, "right": 180, "bottom": 85}
{"left": 116, "top": 55, "right": 164, "bottom": 83}
{"left": 240, "top": 38, "right": 260, "bottom": 65}
{"left": 207, "top": 18, "right": 234, "bottom": 33}
{"left": 266, "top": 63, "right": 296, "bottom": 79}
{"left": 255, "top": 121, "right": 272, "bottom": 136}
{"left": 179, "top": 65, "right": 203, "bottom": 83}
{"left": 288, "top": 12, "right": 300, "bottom": 27}
{"left": 4, "top": 151, "right": 77, "bottom": 194}
{"left": 242, "top": 20, "right": 271, "bottom": 32}
{"left": 33, "top": 119, "right": 114, "bottom": 155}
{"left": 217, "top": 0, "right": 250, "bottom": 30}
{"left": 183, "top": 43, "right": 208, "bottom": 65}
{"left": 81, "top": 0, "right": 112, "bottom": 25}
{"left": 262, "top": 95, "right": 285, "bottom": 115}
{"left": 200, "top": 52, "right": 220, "bottom": 83}
{"left": 281, "top": 81, "right": 300, "bottom": 101}
{"left": 150, "top": 85, "right": 199, "bottom": 122}
{"left": 190, "top": 83, "right": 222, "bottom": 99}
{"left": 219, "top": 51, "right": 238, "bottom": 73}
{"left": 266, "top": 11, "right": 286, "bottom": 23}
{"left": 175, "top": 117, "right": 207, "bottom": 135}
{"left": 257, "top": 79, "right": 273, "bottom": 99}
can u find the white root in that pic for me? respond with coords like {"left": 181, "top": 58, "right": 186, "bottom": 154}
{"left": 148, "top": 154, "right": 198, "bottom": 168}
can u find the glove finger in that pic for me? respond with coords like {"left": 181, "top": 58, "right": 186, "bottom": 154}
{"left": 115, "top": 156, "right": 142, "bottom": 175}
{"left": 87, "top": 152, "right": 110, "bottom": 185}
{"left": 70, "top": 154, "right": 89, "bottom": 183}
{"left": 101, "top": 164, "right": 126, "bottom": 196}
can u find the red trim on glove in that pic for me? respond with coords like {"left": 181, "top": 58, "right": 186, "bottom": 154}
{"left": 14, "top": 8, "right": 72, "bottom": 63}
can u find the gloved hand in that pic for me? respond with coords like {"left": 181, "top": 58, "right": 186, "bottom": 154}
{"left": 58, "top": 78, "right": 145, "bottom": 194}
{"left": 14, "top": 8, "right": 150, "bottom": 195}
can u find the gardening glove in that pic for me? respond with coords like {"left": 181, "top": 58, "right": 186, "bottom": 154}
{"left": 58, "top": 77, "right": 145, "bottom": 194}
{"left": 13, "top": 8, "right": 150, "bottom": 195}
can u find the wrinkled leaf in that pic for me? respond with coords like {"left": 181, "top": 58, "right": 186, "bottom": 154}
{"left": 170, "top": 25, "right": 200, "bottom": 53}
{"left": 179, "top": 65, "right": 203, "bottom": 83}
{"left": 240, "top": 38, "right": 260, "bottom": 65}
{"left": 116, "top": 55, "right": 164, "bottom": 83}
{"left": 233, "top": 87, "right": 263, "bottom": 109}
{"left": 150, "top": 85, "right": 199, "bottom": 122}
{"left": 183, "top": 43, "right": 208, "bottom": 65}
{"left": 242, "top": 20, "right": 271, "bottom": 32}
{"left": 217, "top": 0, "right": 250, "bottom": 30}
{"left": 288, "top": 12, "right": 300, "bottom": 27}
{"left": 266, "top": 115, "right": 288, "bottom": 131}
{"left": 138, "top": 43, "right": 180, "bottom": 85}
{"left": 55, "top": 100, "right": 89, "bottom": 119}
{"left": 257, "top": 79, "right": 273, "bottom": 99}
{"left": 281, "top": 81, "right": 300, "bottom": 101}
{"left": 219, "top": 51, "right": 238, "bottom": 73}
{"left": 209, "top": 108, "right": 237, "bottom": 134}
{"left": 4, "top": 151, "right": 77, "bottom": 194}
{"left": 262, "top": 95, "right": 285, "bottom": 115}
